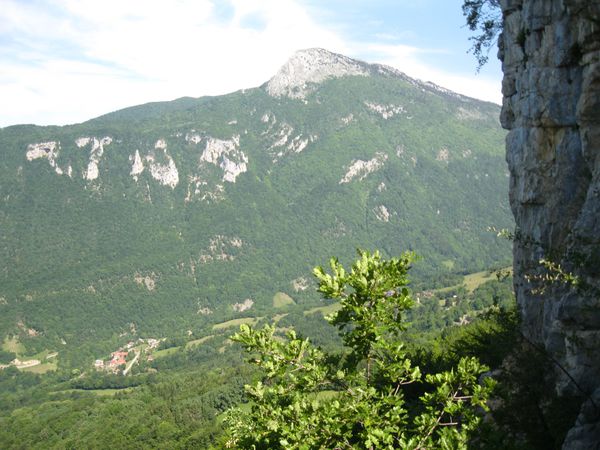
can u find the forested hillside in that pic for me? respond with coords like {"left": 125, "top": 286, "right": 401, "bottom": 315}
{"left": 0, "top": 49, "right": 511, "bottom": 371}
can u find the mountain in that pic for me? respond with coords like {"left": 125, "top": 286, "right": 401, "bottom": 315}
{"left": 0, "top": 48, "right": 512, "bottom": 367}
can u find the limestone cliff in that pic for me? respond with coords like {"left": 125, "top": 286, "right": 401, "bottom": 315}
{"left": 265, "top": 48, "right": 369, "bottom": 99}
{"left": 499, "top": 0, "right": 600, "bottom": 447}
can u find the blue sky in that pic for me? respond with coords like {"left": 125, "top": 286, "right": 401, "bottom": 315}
{"left": 0, "top": 0, "right": 502, "bottom": 127}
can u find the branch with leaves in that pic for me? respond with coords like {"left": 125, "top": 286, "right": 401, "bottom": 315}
{"left": 462, "top": 0, "right": 502, "bottom": 70}
{"left": 224, "top": 250, "right": 495, "bottom": 449}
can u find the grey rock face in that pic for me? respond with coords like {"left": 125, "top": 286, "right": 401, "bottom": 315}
{"left": 563, "top": 387, "right": 600, "bottom": 450}
{"left": 499, "top": 0, "right": 600, "bottom": 447}
{"left": 265, "top": 48, "right": 369, "bottom": 99}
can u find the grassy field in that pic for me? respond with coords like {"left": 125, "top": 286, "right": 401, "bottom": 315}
{"left": 184, "top": 335, "right": 215, "bottom": 349}
{"left": 273, "top": 292, "right": 295, "bottom": 308}
{"left": 213, "top": 317, "right": 260, "bottom": 330}
{"left": 442, "top": 260, "right": 455, "bottom": 270}
{"left": 58, "top": 387, "right": 137, "bottom": 397}
{"left": 152, "top": 346, "right": 181, "bottom": 359}
{"left": 303, "top": 302, "right": 342, "bottom": 317}
{"left": 434, "top": 267, "right": 512, "bottom": 294}
{"left": 29, "top": 349, "right": 53, "bottom": 360}
{"left": 2, "top": 343, "right": 60, "bottom": 373}
{"left": 21, "top": 361, "right": 57, "bottom": 374}
{"left": 271, "top": 313, "right": 288, "bottom": 325}
{"left": 2, "top": 335, "right": 25, "bottom": 354}
{"left": 463, "top": 268, "right": 512, "bottom": 292}
{"left": 154, "top": 335, "right": 216, "bottom": 357}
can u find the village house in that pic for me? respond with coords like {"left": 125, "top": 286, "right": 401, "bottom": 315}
{"left": 109, "top": 351, "right": 128, "bottom": 367}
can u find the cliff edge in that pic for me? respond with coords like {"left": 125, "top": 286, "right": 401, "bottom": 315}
{"left": 499, "top": 0, "right": 600, "bottom": 447}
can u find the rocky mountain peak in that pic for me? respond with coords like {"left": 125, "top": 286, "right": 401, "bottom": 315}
{"left": 265, "top": 48, "right": 369, "bottom": 99}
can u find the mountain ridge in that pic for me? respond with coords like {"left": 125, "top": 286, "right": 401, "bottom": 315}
{"left": 0, "top": 48, "right": 497, "bottom": 131}
{"left": 263, "top": 48, "right": 496, "bottom": 106}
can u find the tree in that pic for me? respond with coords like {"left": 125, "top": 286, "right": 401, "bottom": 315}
{"left": 0, "top": 350, "right": 16, "bottom": 364}
{"left": 462, "top": 0, "right": 503, "bottom": 69}
{"left": 223, "top": 250, "right": 494, "bottom": 449}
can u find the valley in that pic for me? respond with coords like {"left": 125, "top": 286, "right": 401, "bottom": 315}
{"left": 1, "top": 265, "right": 513, "bottom": 377}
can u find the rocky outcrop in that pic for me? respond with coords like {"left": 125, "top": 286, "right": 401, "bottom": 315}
{"left": 265, "top": 48, "right": 369, "bottom": 99}
{"left": 339, "top": 152, "right": 388, "bottom": 184}
{"left": 499, "top": 0, "right": 600, "bottom": 446}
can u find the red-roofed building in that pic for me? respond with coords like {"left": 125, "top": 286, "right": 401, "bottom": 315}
{"left": 109, "top": 351, "right": 128, "bottom": 366}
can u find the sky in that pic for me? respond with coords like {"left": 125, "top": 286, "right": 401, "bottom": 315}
{"left": 0, "top": 0, "right": 503, "bottom": 127}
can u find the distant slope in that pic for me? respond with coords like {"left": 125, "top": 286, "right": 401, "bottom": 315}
{"left": 0, "top": 49, "right": 511, "bottom": 367}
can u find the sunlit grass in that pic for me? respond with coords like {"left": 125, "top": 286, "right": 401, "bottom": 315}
{"left": 57, "top": 387, "right": 137, "bottom": 397}
{"left": 153, "top": 346, "right": 181, "bottom": 358}
{"left": 463, "top": 267, "right": 512, "bottom": 292}
{"left": 184, "top": 335, "right": 215, "bottom": 349}
{"left": 213, "top": 317, "right": 260, "bottom": 330}
{"left": 433, "top": 267, "right": 512, "bottom": 294}
{"left": 303, "top": 302, "right": 341, "bottom": 316}
{"left": 21, "top": 361, "right": 57, "bottom": 374}
{"left": 2, "top": 335, "right": 25, "bottom": 354}
{"left": 273, "top": 292, "right": 295, "bottom": 308}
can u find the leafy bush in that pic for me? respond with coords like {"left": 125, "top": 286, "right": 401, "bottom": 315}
{"left": 223, "top": 250, "right": 495, "bottom": 449}
{"left": 0, "top": 350, "right": 16, "bottom": 364}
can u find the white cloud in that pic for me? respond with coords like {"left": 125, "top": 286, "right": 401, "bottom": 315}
{"left": 0, "top": 0, "right": 347, "bottom": 126}
{"left": 0, "top": 0, "right": 501, "bottom": 127}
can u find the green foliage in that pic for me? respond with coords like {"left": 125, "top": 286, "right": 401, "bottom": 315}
{"left": 0, "top": 350, "right": 16, "bottom": 364}
{"left": 224, "top": 251, "right": 495, "bottom": 449}
{"left": 462, "top": 0, "right": 502, "bottom": 69}
{"left": 0, "top": 264, "right": 519, "bottom": 449}
{"left": 0, "top": 348, "right": 252, "bottom": 449}
{"left": 69, "top": 372, "right": 148, "bottom": 390}
{"left": 412, "top": 303, "right": 520, "bottom": 378}
{"left": 314, "top": 250, "right": 415, "bottom": 364}
{"left": 526, "top": 258, "right": 581, "bottom": 295}
{"left": 413, "top": 302, "right": 584, "bottom": 450}
{"left": 475, "top": 341, "right": 584, "bottom": 450}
